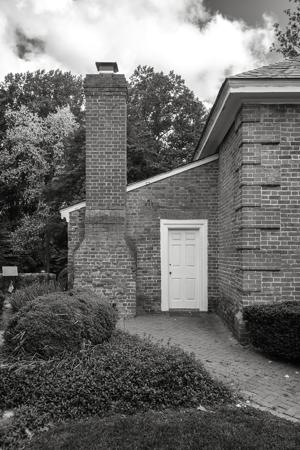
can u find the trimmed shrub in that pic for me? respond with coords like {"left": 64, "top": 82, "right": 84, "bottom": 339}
{"left": 243, "top": 301, "right": 300, "bottom": 361}
{"left": 0, "top": 273, "right": 56, "bottom": 302}
{"left": 4, "top": 289, "right": 118, "bottom": 357}
{"left": 9, "top": 280, "right": 61, "bottom": 313}
{"left": 0, "top": 332, "right": 233, "bottom": 448}
{"left": 28, "top": 408, "right": 300, "bottom": 450}
{"left": 0, "top": 332, "right": 233, "bottom": 414}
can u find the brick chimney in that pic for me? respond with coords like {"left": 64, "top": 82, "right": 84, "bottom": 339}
{"left": 84, "top": 62, "right": 127, "bottom": 231}
{"left": 73, "top": 62, "right": 136, "bottom": 315}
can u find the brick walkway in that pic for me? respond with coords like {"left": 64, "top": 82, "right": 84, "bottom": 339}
{"left": 120, "top": 313, "right": 300, "bottom": 422}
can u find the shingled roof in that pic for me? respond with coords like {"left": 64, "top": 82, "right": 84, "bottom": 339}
{"left": 232, "top": 57, "right": 300, "bottom": 79}
{"left": 194, "top": 56, "right": 300, "bottom": 160}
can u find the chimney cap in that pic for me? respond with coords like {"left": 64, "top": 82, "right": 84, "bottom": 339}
{"left": 96, "top": 62, "right": 119, "bottom": 73}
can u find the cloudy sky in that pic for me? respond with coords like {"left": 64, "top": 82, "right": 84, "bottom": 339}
{"left": 0, "top": 0, "right": 291, "bottom": 102}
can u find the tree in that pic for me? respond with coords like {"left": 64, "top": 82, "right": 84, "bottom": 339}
{"left": 43, "top": 122, "right": 86, "bottom": 210}
{"left": 10, "top": 209, "right": 67, "bottom": 273}
{"left": 127, "top": 66, "right": 207, "bottom": 182}
{"left": 1, "top": 105, "right": 78, "bottom": 217}
{"left": 0, "top": 222, "right": 19, "bottom": 268}
{"left": 0, "top": 105, "right": 77, "bottom": 272}
{"left": 0, "top": 69, "right": 84, "bottom": 122}
{"left": 0, "top": 69, "right": 86, "bottom": 211}
{"left": 0, "top": 70, "right": 85, "bottom": 272}
{"left": 272, "top": 0, "right": 300, "bottom": 57}
{"left": 0, "top": 70, "right": 84, "bottom": 273}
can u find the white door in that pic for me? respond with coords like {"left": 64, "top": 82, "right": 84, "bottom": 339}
{"left": 168, "top": 229, "right": 200, "bottom": 309}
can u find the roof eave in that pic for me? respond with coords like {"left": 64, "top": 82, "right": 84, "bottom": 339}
{"left": 194, "top": 78, "right": 300, "bottom": 161}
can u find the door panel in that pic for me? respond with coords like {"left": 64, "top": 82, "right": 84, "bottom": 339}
{"left": 168, "top": 229, "right": 199, "bottom": 309}
{"left": 186, "top": 278, "right": 196, "bottom": 300}
{"left": 185, "top": 244, "right": 195, "bottom": 266}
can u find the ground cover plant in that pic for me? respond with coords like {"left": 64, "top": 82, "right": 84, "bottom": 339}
{"left": 4, "top": 289, "right": 117, "bottom": 357}
{"left": 0, "top": 331, "right": 233, "bottom": 448}
{"left": 244, "top": 301, "right": 300, "bottom": 362}
{"left": 28, "top": 407, "right": 300, "bottom": 450}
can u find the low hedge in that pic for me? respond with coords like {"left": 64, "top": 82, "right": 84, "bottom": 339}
{"left": 4, "top": 289, "right": 118, "bottom": 357}
{"left": 243, "top": 301, "right": 300, "bottom": 361}
{"left": 28, "top": 408, "right": 300, "bottom": 450}
{"left": 0, "top": 273, "right": 56, "bottom": 297}
{"left": 9, "top": 280, "right": 61, "bottom": 313}
{"left": 0, "top": 332, "right": 234, "bottom": 448}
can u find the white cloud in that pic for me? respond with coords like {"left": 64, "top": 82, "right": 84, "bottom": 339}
{"left": 0, "top": 0, "right": 276, "bottom": 102}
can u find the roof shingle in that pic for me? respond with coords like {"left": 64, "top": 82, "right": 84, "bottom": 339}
{"left": 232, "top": 57, "right": 300, "bottom": 79}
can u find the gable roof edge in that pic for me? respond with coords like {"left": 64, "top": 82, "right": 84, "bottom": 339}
{"left": 127, "top": 154, "right": 219, "bottom": 192}
{"left": 60, "top": 154, "right": 219, "bottom": 222}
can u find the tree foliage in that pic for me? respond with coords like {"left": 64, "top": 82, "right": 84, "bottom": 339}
{"left": 0, "top": 104, "right": 77, "bottom": 272}
{"left": 272, "top": 0, "right": 300, "bottom": 57}
{"left": 0, "top": 223, "right": 19, "bottom": 268}
{"left": 9, "top": 209, "right": 67, "bottom": 273}
{"left": 1, "top": 105, "right": 78, "bottom": 212}
{"left": 0, "top": 69, "right": 84, "bottom": 122}
{"left": 0, "top": 70, "right": 82, "bottom": 272}
{"left": 0, "top": 70, "right": 86, "bottom": 215}
{"left": 127, "top": 66, "right": 207, "bottom": 182}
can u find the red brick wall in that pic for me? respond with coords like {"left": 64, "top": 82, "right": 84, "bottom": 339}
{"left": 68, "top": 208, "right": 85, "bottom": 287}
{"left": 126, "top": 159, "right": 219, "bottom": 312}
{"left": 217, "top": 120, "right": 240, "bottom": 332}
{"left": 218, "top": 104, "right": 300, "bottom": 338}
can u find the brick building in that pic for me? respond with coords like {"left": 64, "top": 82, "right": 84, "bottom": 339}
{"left": 60, "top": 58, "right": 300, "bottom": 339}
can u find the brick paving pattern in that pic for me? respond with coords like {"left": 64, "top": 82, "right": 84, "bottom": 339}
{"left": 120, "top": 314, "right": 300, "bottom": 422}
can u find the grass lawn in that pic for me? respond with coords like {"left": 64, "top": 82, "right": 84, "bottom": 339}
{"left": 28, "top": 407, "right": 300, "bottom": 450}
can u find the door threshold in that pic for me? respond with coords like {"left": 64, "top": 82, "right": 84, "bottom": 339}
{"left": 168, "top": 309, "right": 207, "bottom": 317}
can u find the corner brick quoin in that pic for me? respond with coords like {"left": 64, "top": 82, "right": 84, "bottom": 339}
{"left": 218, "top": 104, "right": 300, "bottom": 340}
{"left": 65, "top": 59, "right": 300, "bottom": 340}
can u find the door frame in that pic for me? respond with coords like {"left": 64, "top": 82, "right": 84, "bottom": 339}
{"left": 160, "top": 219, "right": 208, "bottom": 312}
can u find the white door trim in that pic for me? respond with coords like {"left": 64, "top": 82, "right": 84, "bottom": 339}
{"left": 160, "top": 219, "right": 208, "bottom": 312}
